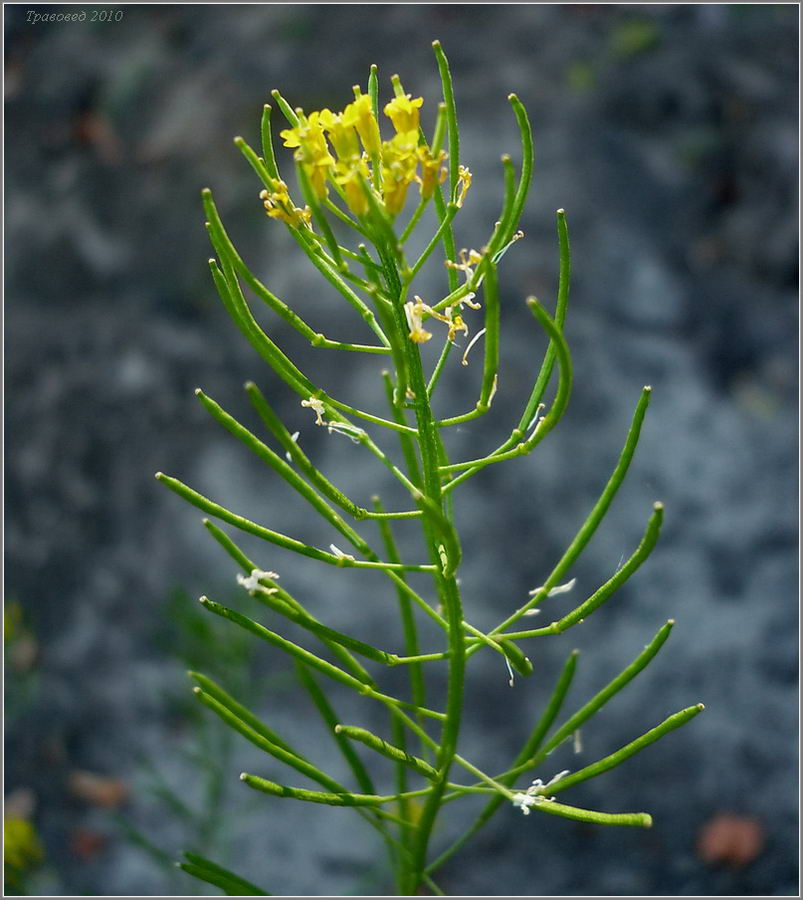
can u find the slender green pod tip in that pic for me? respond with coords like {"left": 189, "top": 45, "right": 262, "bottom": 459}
{"left": 498, "top": 638, "right": 533, "bottom": 678}
{"left": 335, "top": 723, "right": 440, "bottom": 780}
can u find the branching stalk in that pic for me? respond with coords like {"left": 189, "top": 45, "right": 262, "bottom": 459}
{"left": 160, "top": 43, "right": 703, "bottom": 897}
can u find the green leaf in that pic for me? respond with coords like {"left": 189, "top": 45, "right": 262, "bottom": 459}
{"left": 179, "top": 851, "right": 270, "bottom": 895}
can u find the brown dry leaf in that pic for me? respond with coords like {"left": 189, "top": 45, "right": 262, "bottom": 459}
{"left": 4, "top": 787, "right": 36, "bottom": 819}
{"left": 69, "top": 827, "right": 108, "bottom": 861}
{"left": 75, "top": 112, "right": 124, "bottom": 165}
{"left": 67, "top": 770, "right": 129, "bottom": 809}
{"left": 8, "top": 635, "right": 38, "bottom": 672}
{"left": 697, "top": 812, "right": 765, "bottom": 868}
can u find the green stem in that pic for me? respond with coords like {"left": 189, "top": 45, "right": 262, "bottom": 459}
{"left": 397, "top": 267, "right": 466, "bottom": 899}
{"left": 547, "top": 704, "right": 705, "bottom": 798}
{"left": 426, "top": 648, "right": 579, "bottom": 874}
{"left": 499, "top": 502, "right": 664, "bottom": 640}
{"left": 335, "top": 725, "right": 439, "bottom": 780}
{"left": 244, "top": 381, "right": 419, "bottom": 520}
{"left": 294, "top": 662, "right": 376, "bottom": 795}
{"left": 432, "top": 41, "right": 460, "bottom": 201}
{"left": 439, "top": 299, "right": 572, "bottom": 476}
{"left": 481, "top": 385, "right": 653, "bottom": 638}
{"left": 404, "top": 202, "right": 459, "bottom": 282}
{"left": 197, "top": 521, "right": 379, "bottom": 684}
{"left": 497, "top": 621, "right": 676, "bottom": 784}
{"left": 200, "top": 595, "right": 447, "bottom": 721}
{"left": 156, "top": 471, "right": 435, "bottom": 573}
{"left": 439, "top": 209, "right": 571, "bottom": 490}
{"left": 373, "top": 497, "right": 427, "bottom": 754}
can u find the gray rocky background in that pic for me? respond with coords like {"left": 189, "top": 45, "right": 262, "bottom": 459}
{"left": 4, "top": 3, "right": 798, "bottom": 896}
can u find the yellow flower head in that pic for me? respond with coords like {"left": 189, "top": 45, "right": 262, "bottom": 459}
{"left": 417, "top": 146, "right": 448, "bottom": 199}
{"left": 455, "top": 164, "right": 472, "bottom": 207}
{"left": 384, "top": 94, "right": 424, "bottom": 136}
{"left": 446, "top": 247, "right": 484, "bottom": 285}
{"left": 406, "top": 296, "right": 471, "bottom": 345}
{"left": 404, "top": 298, "right": 433, "bottom": 344}
{"left": 280, "top": 111, "right": 335, "bottom": 200}
{"left": 344, "top": 94, "right": 382, "bottom": 158}
{"left": 258, "top": 185, "right": 312, "bottom": 229}
{"left": 334, "top": 157, "right": 371, "bottom": 217}
{"left": 318, "top": 108, "right": 361, "bottom": 161}
{"left": 444, "top": 306, "right": 469, "bottom": 342}
{"left": 4, "top": 817, "right": 43, "bottom": 872}
{"left": 381, "top": 131, "right": 419, "bottom": 216}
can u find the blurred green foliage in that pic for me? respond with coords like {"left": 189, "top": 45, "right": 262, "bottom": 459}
{"left": 609, "top": 18, "right": 661, "bottom": 59}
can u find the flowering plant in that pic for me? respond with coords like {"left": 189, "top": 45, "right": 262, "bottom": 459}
{"left": 157, "top": 41, "right": 703, "bottom": 895}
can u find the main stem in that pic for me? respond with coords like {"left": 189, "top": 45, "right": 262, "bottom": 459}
{"left": 378, "top": 242, "right": 466, "bottom": 894}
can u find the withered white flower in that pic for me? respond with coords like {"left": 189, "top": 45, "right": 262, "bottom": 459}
{"left": 511, "top": 769, "right": 570, "bottom": 815}
{"left": 301, "top": 396, "right": 326, "bottom": 425}
{"left": 236, "top": 568, "right": 280, "bottom": 595}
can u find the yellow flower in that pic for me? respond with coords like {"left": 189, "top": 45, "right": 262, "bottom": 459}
{"left": 318, "top": 108, "right": 361, "bottom": 161}
{"left": 344, "top": 94, "right": 381, "bottom": 157}
{"left": 404, "top": 298, "right": 433, "bottom": 344}
{"left": 384, "top": 94, "right": 424, "bottom": 135}
{"left": 381, "top": 131, "right": 419, "bottom": 216}
{"left": 280, "top": 111, "right": 335, "bottom": 200}
{"left": 417, "top": 146, "right": 448, "bottom": 199}
{"left": 403, "top": 296, "right": 469, "bottom": 345}
{"left": 446, "top": 247, "right": 484, "bottom": 285}
{"left": 455, "top": 165, "right": 472, "bottom": 207}
{"left": 334, "top": 157, "right": 371, "bottom": 217}
{"left": 4, "top": 601, "right": 21, "bottom": 644}
{"left": 443, "top": 306, "right": 469, "bottom": 342}
{"left": 258, "top": 184, "right": 312, "bottom": 229}
{"left": 4, "top": 817, "right": 43, "bottom": 874}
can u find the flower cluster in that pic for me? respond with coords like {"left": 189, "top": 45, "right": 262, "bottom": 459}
{"left": 276, "top": 87, "right": 451, "bottom": 219}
